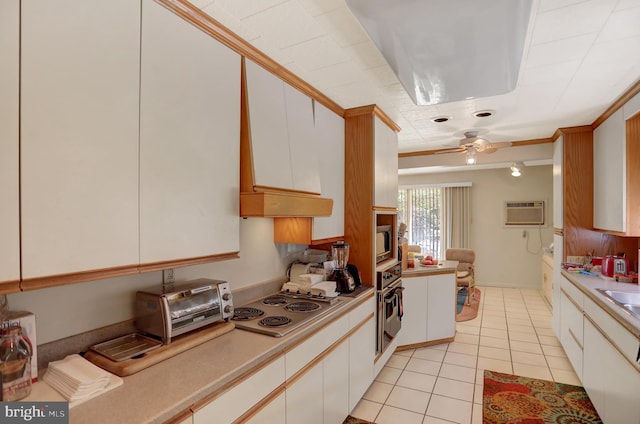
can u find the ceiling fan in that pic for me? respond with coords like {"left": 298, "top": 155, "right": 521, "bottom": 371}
{"left": 436, "top": 131, "right": 512, "bottom": 164}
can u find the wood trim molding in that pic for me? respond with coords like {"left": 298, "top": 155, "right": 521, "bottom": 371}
{"left": 344, "top": 104, "right": 401, "bottom": 132}
{"left": 397, "top": 137, "right": 553, "bottom": 158}
{"left": 402, "top": 269, "right": 456, "bottom": 278}
{"left": 20, "top": 252, "right": 240, "bottom": 291}
{"left": 592, "top": 79, "right": 640, "bottom": 129}
{"left": 554, "top": 227, "right": 564, "bottom": 236}
{"left": 395, "top": 336, "right": 455, "bottom": 352}
{"left": 0, "top": 281, "right": 21, "bottom": 295}
{"left": 155, "top": 0, "right": 344, "bottom": 117}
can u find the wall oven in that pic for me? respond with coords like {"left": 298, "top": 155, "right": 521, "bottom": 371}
{"left": 377, "top": 264, "right": 403, "bottom": 354}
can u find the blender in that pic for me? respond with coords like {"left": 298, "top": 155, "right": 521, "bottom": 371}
{"left": 329, "top": 242, "right": 356, "bottom": 293}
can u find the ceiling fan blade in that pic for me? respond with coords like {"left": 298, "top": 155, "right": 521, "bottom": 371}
{"left": 481, "top": 141, "right": 512, "bottom": 154}
{"left": 434, "top": 147, "right": 466, "bottom": 154}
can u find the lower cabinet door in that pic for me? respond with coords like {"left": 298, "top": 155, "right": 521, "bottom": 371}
{"left": 286, "top": 363, "right": 324, "bottom": 424}
{"left": 397, "top": 277, "right": 428, "bottom": 346}
{"left": 323, "top": 342, "right": 350, "bottom": 424}
{"left": 583, "top": 319, "right": 640, "bottom": 423}
{"left": 245, "top": 391, "right": 286, "bottom": 424}
{"left": 427, "top": 274, "right": 455, "bottom": 341}
{"left": 348, "top": 317, "right": 375, "bottom": 411}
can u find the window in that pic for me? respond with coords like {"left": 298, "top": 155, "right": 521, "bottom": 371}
{"left": 398, "top": 185, "right": 471, "bottom": 258}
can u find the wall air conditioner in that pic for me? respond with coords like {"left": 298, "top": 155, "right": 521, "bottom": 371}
{"left": 504, "top": 201, "right": 545, "bottom": 226}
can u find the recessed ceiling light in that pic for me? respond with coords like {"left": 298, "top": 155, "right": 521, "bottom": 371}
{"left": 474, "top": 110, "right": 495, "bottom": 118}
{"left": 431, "top": 116, "right": 450, "bottom": 123}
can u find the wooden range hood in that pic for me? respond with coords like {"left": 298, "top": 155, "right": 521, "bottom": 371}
{"left": 239, "top": 58, "right": 333, "bottom": 219}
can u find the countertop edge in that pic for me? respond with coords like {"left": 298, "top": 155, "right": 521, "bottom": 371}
{"left": 561, "top": 270, "right": 640, "bottom": 338}
{"left": 67, "top": 287, "right": 375, "bottom": 423}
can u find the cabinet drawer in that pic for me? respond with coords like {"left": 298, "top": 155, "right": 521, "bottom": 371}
{"left": 349, "top": 295, "right": 375, "bottom": 330}
{"left": 285, "top": 314, "right": 349, "bottom": 379}
{"left": 194, "top": 356, "right": 285, "bottom": 424}
{"left": 561, "top": 276, "right": 584, "bottom": 309}
{"left": 584, "top": 296, "right": 640, "bottom": 367}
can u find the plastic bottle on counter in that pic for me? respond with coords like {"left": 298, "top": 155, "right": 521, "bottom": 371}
{"left": 0, "top": 325, "right": 33, "bottom": 401}
{"left": 408, "top": 252, "right": 415, "bottom": 268}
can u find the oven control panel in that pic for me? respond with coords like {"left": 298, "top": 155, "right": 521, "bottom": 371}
{"left": 377, "top": 263, "right": 402, "bottom": 290}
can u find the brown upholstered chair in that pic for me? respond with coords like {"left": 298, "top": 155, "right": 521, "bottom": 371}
{"left": 445, "top": 248, "right": 475, "bottom": 305}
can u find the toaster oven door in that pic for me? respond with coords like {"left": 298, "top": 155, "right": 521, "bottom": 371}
{"left": 166, "top": 288, "right": 222, "bottom": 334}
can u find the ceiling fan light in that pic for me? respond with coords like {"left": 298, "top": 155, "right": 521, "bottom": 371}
{"left": 466, "top": 148, "right": 477, "bottom": 165}
{"left": 510, "top": 161, "right": 524, "bottom": 176}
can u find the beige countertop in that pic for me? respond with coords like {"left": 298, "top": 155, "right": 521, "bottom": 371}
{"left": 402, "top": 260, "right": 458, "bottom": 277}
{"left": 32, "top": 287, "right": 375, "bottom": 424}
{"left": 561, "top": 270, "right": 640, "bottom": 337}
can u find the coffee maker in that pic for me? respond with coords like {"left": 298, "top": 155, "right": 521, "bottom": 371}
{"left": 329, "top": 242, "right": 356, "bottom": 293}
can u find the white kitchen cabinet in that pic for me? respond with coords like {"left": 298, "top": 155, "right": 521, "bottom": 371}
{"left": 398, "top": 273, "right": 456, "bottom": 347}
{"left": 245, "top": 392, "right": 286, "bottom": 424}
{"left": 193, "top": 356, "right": 285, "bottom": 424}
{"left": 583, "top": 319, "right": 640, "bottom": 423}
{"left": 0, "top": 0, "right": 20, "bottom": 287}
{"left": 551, "top": 234, "right": 563, "bottom": 337}
{"left": 559, "top": 276, "right": 584, "bottom": 381}
{"left": 593, "top": 108, "right": 625, "bottom": 232}
{"left": 374, "top": 116, "right": 399, "bottom": 208}
{"left": 245, "top": 59, "right": 321, "bottom": 194}
{"left": 348, "top": 315, "right": 376, "bottom": 412}
{"left": 541, "top": 253, "right": 553, "bottom": 305}
{"left": 324, "top": 342, "right": 350, "bottom": 424}
{"left": 139, "top": 0, "right": 240, "bottom": 264}
{"left": 20, "top": 0, "right": 141, "bottom": 278}
{"left": 426, "top": 273, "right": 456, "bottom": 341}
{"left": 552, "top": 135, "right": 563, "bottom": 228}
{"left": 312, "top": 102, "right": 345, "bottom": 241}
{"left": 286, "top": 362, "right": 324, "bottom": 424}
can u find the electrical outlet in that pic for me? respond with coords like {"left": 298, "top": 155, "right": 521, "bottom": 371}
{"left": 163, "top": 268, "right": 175, "bottom": 284}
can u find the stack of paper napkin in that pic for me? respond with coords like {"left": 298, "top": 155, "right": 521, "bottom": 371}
{"left": 43, "top": 354, "right": 113, "bottom": 402}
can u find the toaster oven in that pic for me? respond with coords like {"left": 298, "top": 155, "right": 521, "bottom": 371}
{"left": 135, "top": 279, "right": 233, "bottom": 344}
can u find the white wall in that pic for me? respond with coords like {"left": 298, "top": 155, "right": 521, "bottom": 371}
{"left": 7, "top": 218, "right": 302, "bottom": 344}
{"left": 399, "top": 165, "right": 554, "bottom": 289}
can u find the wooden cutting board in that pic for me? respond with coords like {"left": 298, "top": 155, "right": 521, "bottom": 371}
{"left": 84, "top": 321, "right": 235, "bottom": 377}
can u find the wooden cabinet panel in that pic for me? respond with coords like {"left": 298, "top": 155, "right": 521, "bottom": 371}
{"left": 20, "top": 0, "right": 141, "bottom": 278}
{"left": 552, "top": 136, "right": 563, "bottom": 228}
{"left": 139, "top": 0, "right": 240, "bottom": 264}
{"left": 0, "top": 0, "right": 20, "bottom": 288}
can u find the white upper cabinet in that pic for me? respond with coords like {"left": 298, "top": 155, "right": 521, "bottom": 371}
{"left": 593, "top": 108, "right": 625, "bottom": 232}
{"left": 244, "top": 59, "right": 321, "bottom": 194}
{"left": 552, "top": 135, "right": 563, "bottom": 229}
{"left": 20, "top": 0, "right": 141, "bottom": 278}
{"left": 0, "top": 0, "right": 20, "bottom": 285}
{"left": 312, "top": 102, "right": 345, "bottom": 241}
{"left": 374, "top": 116, "right": 398, "bottom": 208}
{"left": 139, "top": 0, "right": 240, "bottom": 263}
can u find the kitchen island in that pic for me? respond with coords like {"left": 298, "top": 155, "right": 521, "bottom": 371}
{"left": 27, "top": 287, "right": 376, "bottom": 424}
{"left": 397, "top": 261, "right": 458, "bottom": 350}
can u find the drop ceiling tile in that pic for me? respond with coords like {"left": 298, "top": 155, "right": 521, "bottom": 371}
{"left": 344, "top": 40, "right": 388, "bottom": 70}
{"left": 248, "top": 36, "right": 295, "bottom": 66}
{"left": 537, "top": 0, "right": 590, "bottom": 13}
{"left": 241, "top": 1, "right": 326, "bottom": 49}
{"left": 366, "top": 65, "right": 401, "bottom": 87}
{"left": 200, "top": 3, "right": 261, "bottom": 42}
{"left": 597, "top": 6, "right": 640, "bottom": 42}
{"left": 531, "top": 0, "right": 615, "bottom": 45}
{"left": 283, "top": 36, "right": 349, "bottom": 71}
{"left": 520, "top": 60, "right": 581, "bottom": 86}
{"left": 314, "top": 6, "right": 370, "bottom": 47}
{"left": 615, "top": 0, "right": 640, "bottom": 10}
{"left": 212, "top": 0, "right": 288, "bottom": 20}
{"left": 306, "top": 60, "right": 369, "bottom": 89}
{"left": 297, "top": 0, "right": 343, "bottom": 16}
{"left": 526, "top": 33, "right": 597, "bottom": 68}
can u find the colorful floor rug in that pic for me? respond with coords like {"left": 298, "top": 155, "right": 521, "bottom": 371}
{"left": 483, "top": 370, "right": 602, "bottom": 423}
{"left": 342, "top": 415, "right": 374, "bottom": 424}
{"left": 456, "top": 288, "right": 481, "bottom": 322}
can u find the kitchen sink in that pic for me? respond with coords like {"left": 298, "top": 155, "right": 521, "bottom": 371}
{"left": 596, "top": 289, "right": 640, "bottom": 319}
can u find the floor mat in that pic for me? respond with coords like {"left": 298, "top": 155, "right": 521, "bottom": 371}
{"left": 483, "top": 370, "right": 602, "bottom": 423}
{"left": 456, "top": 288, "right": 481, "bottom": 322}
{"left": 342, "top": 415, "right": 375, "bottom": 424}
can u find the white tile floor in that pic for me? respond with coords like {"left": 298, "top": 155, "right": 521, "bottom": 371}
{"left": 350, "top": 286, "right": 580, "bottom": 424}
